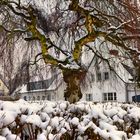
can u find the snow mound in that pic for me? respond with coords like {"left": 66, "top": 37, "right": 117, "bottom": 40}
{"left": 0, "top": 100, "right": 140, "bottom": 139}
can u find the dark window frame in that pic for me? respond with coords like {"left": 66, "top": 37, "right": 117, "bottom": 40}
{"left": 97, "top": 73, "right": 102, "bottom": 81}
{"left": 24, "top": 96, "right": 27, "bottom": 101}
{"left": 104, "top": 72, "right": 109, "bottom": 80}
{"left": 47, "top": 94, "right": 51, "bottom": 101}
{"left": 103, "top": 92, "right": 117, "bottom": 101}
{"left": 27, "top": 80, "right": 50, "bottom": 91}
{"left": 37, "top": 96, "right": 40, "bottom": 100}
{"left": 42, "top": 96, "right": 45, "bottom": 100}
{"left": 86, "top": 94, "right": 93, "bottom": 101}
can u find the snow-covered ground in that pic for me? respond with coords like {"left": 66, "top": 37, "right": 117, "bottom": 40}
{"left": 0, "top": 100, "right": 140, "bottom": 140}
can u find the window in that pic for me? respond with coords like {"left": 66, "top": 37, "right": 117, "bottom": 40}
{"left": 27, "top": 80, "right": 51, "bottom": 91}
{"left": 108, "top": 93, "right": 113, "bottom": 100}
{"left": 90, "top": 73, "right": 95, "bottom": 82}
{"left": 42, "top": 96, "right": 45, "bottom": 100}
{"left": 86, "top": 94, "right": 93, "bottom": 101}
{"left": 103, "top": 92, "right": 117, "bottom": 101}
{"left": 97, "top": 73, "right": 101, "bottom": 81}
{"left": 33, "top": 96, "right": 35, "bottom": 101}
{"left": 104, "top": 72, "right": 109, "bottom": 80}
{"left": 27, "top": 81, "right": 43, "bottom": 91}
{"left": 37, "top": 96, "right": 40, "bottom": 100}
{"left": 47, "top": 94, "right": 51, "bottom": 101}
{"left": 0, "top": 90, "right": 4, "bottom": 96}
{"left": 24, "top": 96, "right": 27, "bottom": 101}
{"left": 114, "top": 92, "right": 117, "bottom": 100}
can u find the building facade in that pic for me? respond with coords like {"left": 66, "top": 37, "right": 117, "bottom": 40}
{"left": 17, "top": 72, "right": 65, "bottom": 102}
{"left": 81, "top": 61, "right": 140, "bottom": 102}
{"left": 17, "top": 61, "right": 140, "bottom": 103}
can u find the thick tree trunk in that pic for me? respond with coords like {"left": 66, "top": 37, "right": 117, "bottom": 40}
{"left": 62, "top": 68, "right": 87, "bottom": 103}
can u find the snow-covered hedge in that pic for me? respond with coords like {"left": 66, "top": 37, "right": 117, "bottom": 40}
{"left": 0, "top": 100, "right": 140, "bottom": 140}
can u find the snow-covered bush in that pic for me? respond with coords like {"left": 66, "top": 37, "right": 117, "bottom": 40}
{"left": 0, "top": 99, "right": 140, "bottom": 140}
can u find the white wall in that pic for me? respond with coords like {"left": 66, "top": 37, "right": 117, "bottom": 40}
{"left": 82, "top": 79, "right": 127, "bottom": 102}
{"left": 81, "top": 60, "right": 128, "bottom": 102}
{"left": 55, "top": 82, "right": 65, "bottom": 101}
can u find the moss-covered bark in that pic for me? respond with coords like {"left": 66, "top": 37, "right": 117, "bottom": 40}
{"left": 26, "top": 2, "right": 98, "bottom": 103}
{"left": 25, "top": 4, "right": 95, "bottom": 103}
{"left": 62, "top": 68, "right": 86, "bottom": 103}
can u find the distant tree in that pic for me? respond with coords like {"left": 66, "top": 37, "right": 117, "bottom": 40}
{"left": 0, "top": 0, "right": 140, "bottom": 103}
{"left": 0, "top": 30, "right": 29, "bottom": 94}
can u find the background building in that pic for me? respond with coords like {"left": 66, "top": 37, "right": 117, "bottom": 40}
{"left": 16, "top": 60, "right": 140, "bottom": 103}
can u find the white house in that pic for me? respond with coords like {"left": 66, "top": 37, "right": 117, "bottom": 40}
{"left": 81, "top": 64, "right": 140, "bottom": 102}
{"left": 15, "top": 71, "right": 66, "bottom": 102}
{"left": 14, "top": 37, "right": 140, "bottom": 103}
{"left": 78, "top": 37, "right": 140, "bottom": 102}
{"left": 16, "top": 60, "right": 140, "bottom": 103}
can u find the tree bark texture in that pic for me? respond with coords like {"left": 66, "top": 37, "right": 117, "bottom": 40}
{"left": 62, "top": 68, "right": 86, "bottom": 103}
